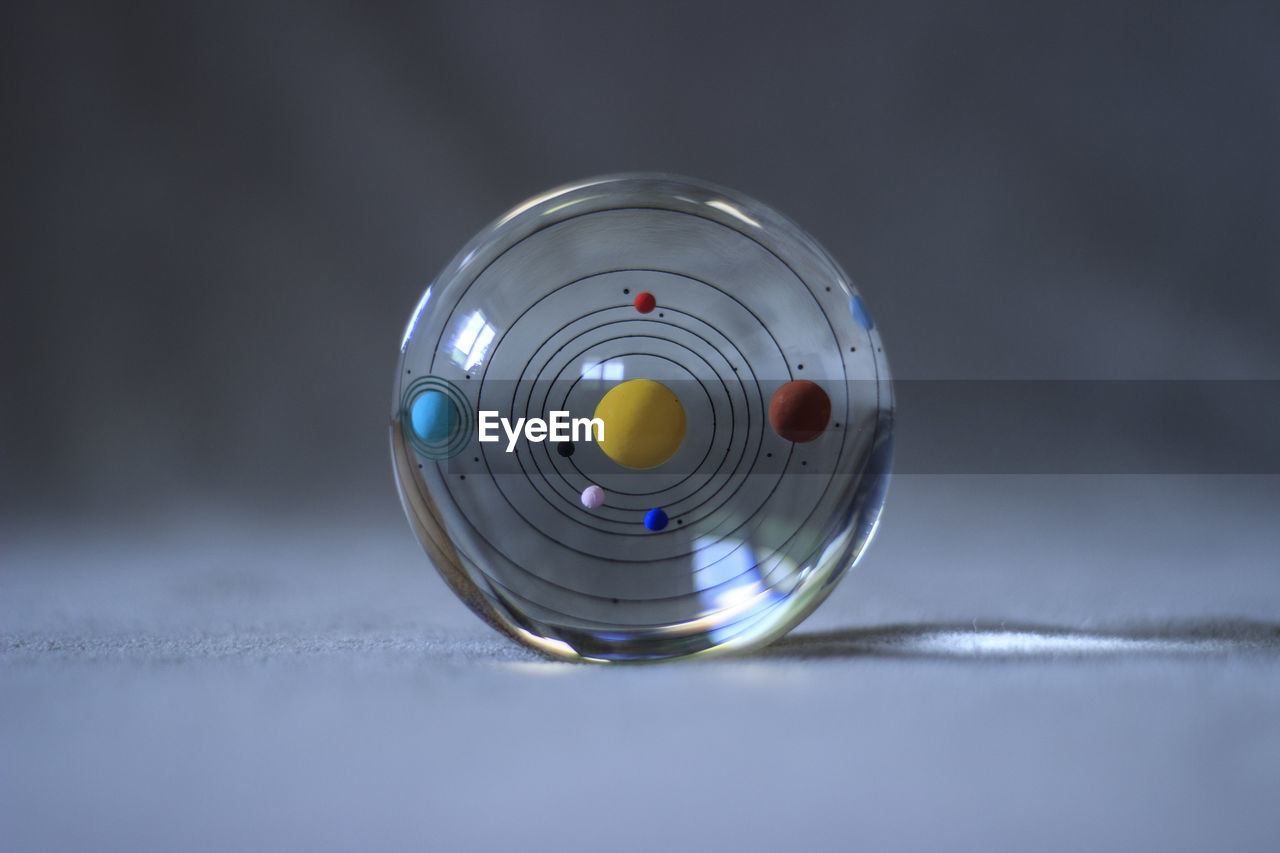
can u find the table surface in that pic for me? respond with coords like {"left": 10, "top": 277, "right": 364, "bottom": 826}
{"left": 4, "top": 475, "right": 1279, "bottom": 853}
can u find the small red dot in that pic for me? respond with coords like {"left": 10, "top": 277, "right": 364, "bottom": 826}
{"left": 634, "top": 292, "right": 657, "bottom": 313}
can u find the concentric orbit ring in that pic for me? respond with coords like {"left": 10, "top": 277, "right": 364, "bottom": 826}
{"left": 488, "top": 269, "right": 790, "bottom": 531}
{"left": 497, "top": 292, "right": 783, "bottom": 547}
{"left": 535, "top": 308, "right": 771, "bottom": 518}
{"left": 436, "top": 213, "right": 850, "bottom": 568}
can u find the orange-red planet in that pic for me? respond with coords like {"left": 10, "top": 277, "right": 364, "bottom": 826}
{"left": 768, "top": 379, "right": 831, "bottom": 443}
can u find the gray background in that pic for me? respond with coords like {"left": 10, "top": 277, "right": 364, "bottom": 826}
{"left": 3, "top": 3, "right": 1279, "bottom": 851}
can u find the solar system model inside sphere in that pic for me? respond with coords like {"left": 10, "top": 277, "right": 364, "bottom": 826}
{"left": 391, "top": 174, "right": 893, "bottom": 662}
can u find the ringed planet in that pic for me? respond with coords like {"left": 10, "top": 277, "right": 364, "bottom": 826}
{"left": 410, "top": 390, "right": 459, "bottom": 443}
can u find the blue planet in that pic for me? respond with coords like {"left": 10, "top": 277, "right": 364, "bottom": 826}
{"left": 410, "top": 390, "right": 459, "bottom": 444}
{"left": 643, "top": 508, "right": 669, "bottom": 531}
{"left": 849, "top": 293, "right": 874, "bottom": 331}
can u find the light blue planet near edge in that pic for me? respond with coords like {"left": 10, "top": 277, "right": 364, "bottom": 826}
{"left": 410, "top": 390, "right": 459, "bottom": 444}
{"left": 850, "top": 293, "right": 874, "bottom": 330}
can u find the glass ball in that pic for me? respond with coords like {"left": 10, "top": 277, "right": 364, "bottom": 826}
{"left": 391, "top": 174, "right": 893, "bottom": 662}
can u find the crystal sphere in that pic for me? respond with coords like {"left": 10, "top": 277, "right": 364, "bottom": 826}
{"left": 392, "top": 174, "right": 893, "bottom": 662}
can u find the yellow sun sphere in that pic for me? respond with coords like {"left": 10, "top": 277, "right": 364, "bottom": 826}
{"left": 593, "top": 379, "right": 687, "bottom": 469}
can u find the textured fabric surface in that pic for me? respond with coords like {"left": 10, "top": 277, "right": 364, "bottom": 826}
{"left": 5, "top": 476, "right": 1278, "bottom": 852}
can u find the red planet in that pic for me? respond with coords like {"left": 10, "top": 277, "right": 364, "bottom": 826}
{"left": 768, "top": 380, "right": 831, "bottom": 443}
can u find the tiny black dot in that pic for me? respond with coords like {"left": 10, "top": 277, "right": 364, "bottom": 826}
{"left": 878, "top": 347, "right": 882, "bottom": 352}
{"left": 465, "top": 374, "right": 471, "bottom": 379}
{"left": 676, "top": 519, "right": 682, "bottom": 525}
{"left": 797, "top": 364, "right": 804, "bottom": 370}
{"left": 417, "top": 463, "right": 422, "bottom": 469}
{"left": 850, "top": 346, "right": 857, "bottom": 353}
{"left": 732, "top": 366, "right": 739, "bottom": 371}
{"left": 473, "top": 457, "right": 480, "bottom": 462}
{"left": 556, "top": 441, "right": 575, "bottom": 458}
{"left": 801, "top": 460, "right": 807, "bottom": 466}
{"left": 623, "top": 288, "right": 630, "bottom": 294}
{"left": 658, "top": 312, "right": 664, "bottom": 318}
{"left": 611, "top": 598, "right": 620, "bottom": 604}
{"left": 825, "top": 286, "right": 831, "bottom": 292}
{"left": 459, "top": 474, "right": 466, "bottom": 480}
{"left": 406, "top": 369, "right": 411, "bottom": 374}
{"left": 766, "top": 452, "right": 773, "bottom": 458}
{"left": 834, "top": 423, "right": 840, "bottom": 428}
